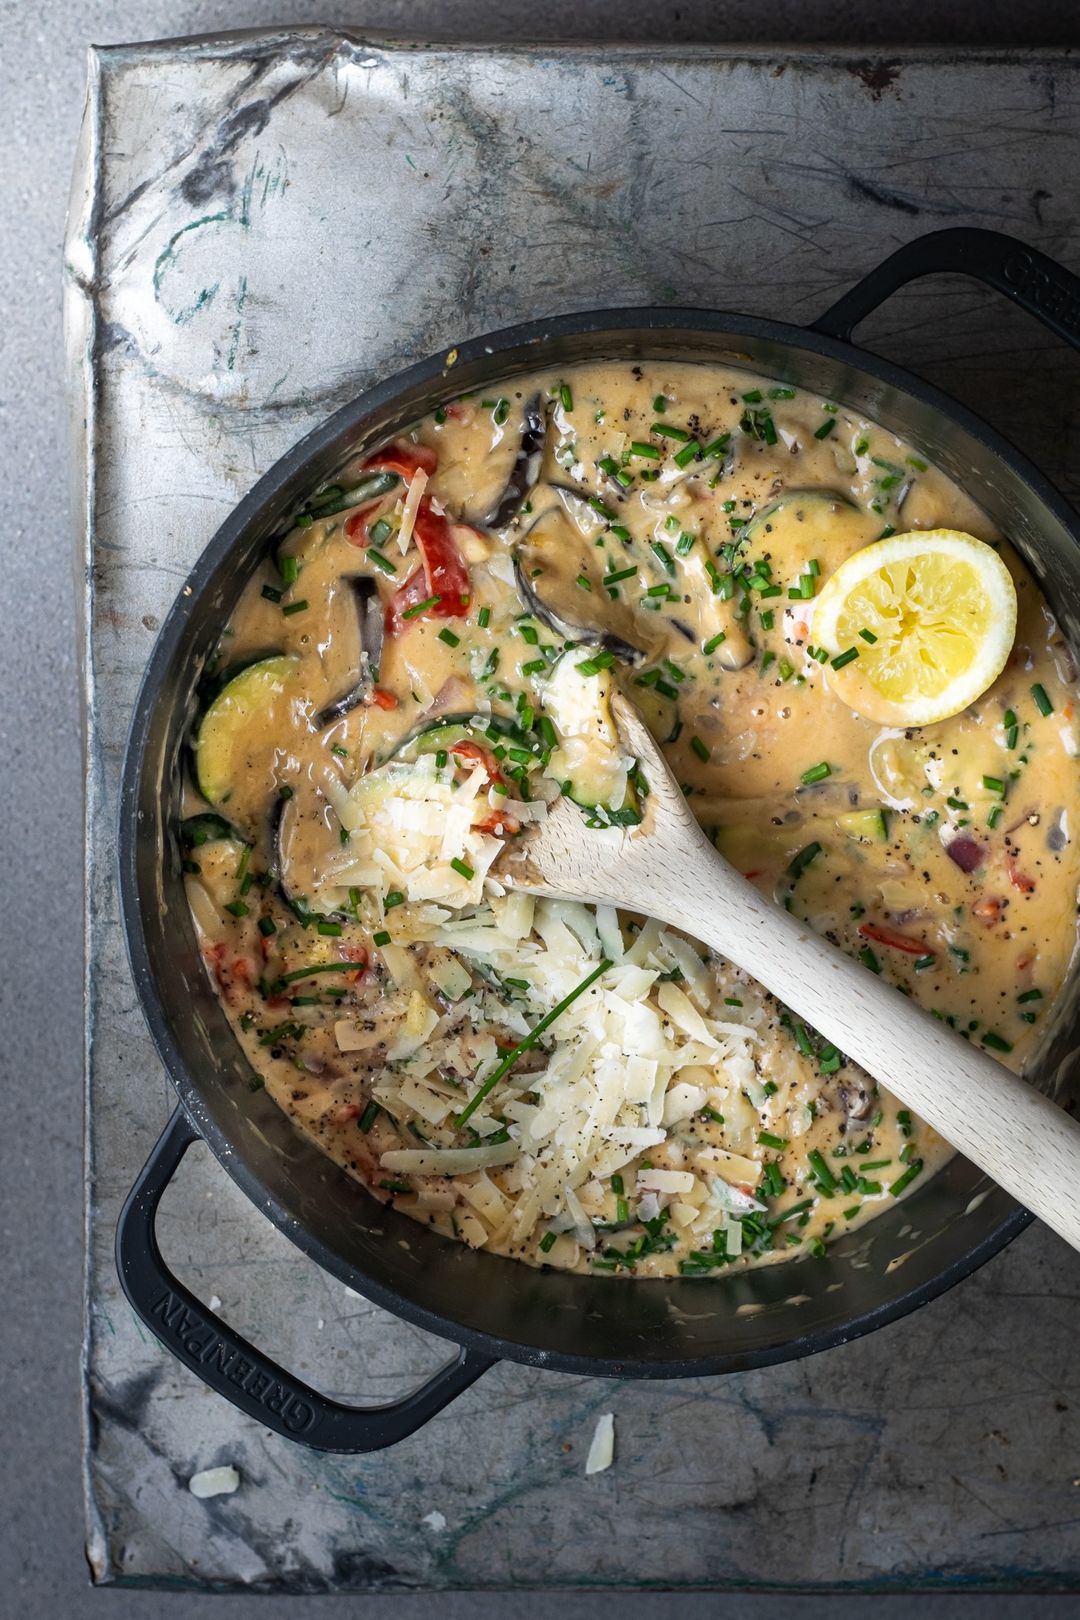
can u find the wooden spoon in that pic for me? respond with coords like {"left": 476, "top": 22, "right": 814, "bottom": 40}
{"left": 497, "top": 692, "right": 1080, "bottom": 1251}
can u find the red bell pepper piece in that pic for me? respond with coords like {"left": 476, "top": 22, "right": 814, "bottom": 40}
{"left": 858, "top": 922, "right": 933, "bottom": 957}
{"left": 448, "top": 739, "right": 504, "bottom": 786}
{"left": 386, "top": 500, "right": 470, "bottom": 632}
{"left": 362, "top": 440, "right": 437, "bottom": 480}
{"left": 1007, "top": 860, "right": 1036, "bottom": 894}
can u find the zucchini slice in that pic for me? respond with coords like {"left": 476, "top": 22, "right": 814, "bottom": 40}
{"left": 180, "top": 812, "right": 241, "bottom": 848}
{"left": 195, "top": 655, "right": 302, "bottom": 830}
{"left": 385, "top": 712, "right": 536, "bottom": 767}
{"left": 540, "top": 651, "right": 639, "bottom": 821}
{"left": 837, "top": 808, "right": 890, "bottom": 843}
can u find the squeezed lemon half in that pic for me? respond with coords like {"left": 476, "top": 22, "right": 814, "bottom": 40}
{"left": 812, "top": 529, "right": 1017, "bottom": 726}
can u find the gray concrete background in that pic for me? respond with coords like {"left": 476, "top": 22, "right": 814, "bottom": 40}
{"left": 4, "top": 1, "right": 1080, "bottom": 1615}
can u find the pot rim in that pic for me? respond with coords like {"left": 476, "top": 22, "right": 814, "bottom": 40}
{"left": 121, "top": 301, "right": 1065, "bottom": 1378}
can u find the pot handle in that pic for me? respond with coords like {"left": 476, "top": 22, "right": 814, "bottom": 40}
{"left": 813, "top": 227, "right": 1080, "bottom": 353}
{"left": 115, "top": 1107, "right": 496, "bottom": 1452}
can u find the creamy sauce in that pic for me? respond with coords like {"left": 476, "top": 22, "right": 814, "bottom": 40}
{"left": 183, "top": 361, "right": 1080, "bottom": 1277}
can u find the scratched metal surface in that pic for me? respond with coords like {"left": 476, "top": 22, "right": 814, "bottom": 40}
{"left": 69, "top": 31, "right": 1080, "bottom": 1591}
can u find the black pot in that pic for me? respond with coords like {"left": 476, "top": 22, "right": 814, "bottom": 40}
{"left": 117, "top": 228, "right": 1080, "bottom": 1452}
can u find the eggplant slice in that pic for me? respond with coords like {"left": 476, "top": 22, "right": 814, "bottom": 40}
{"left": 482, "top": 394, "right": 547, "bottom": 530}
{"left": 513, "top": 500, "right": 650, "bottom": 666}
{"left": 272, "top": 785, "right": 350, "bottom": 921}
{"left": 314, "top": 577, "right": 384, "bottom": 728}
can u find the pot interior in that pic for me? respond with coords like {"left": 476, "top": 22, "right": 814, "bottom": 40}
{"left": 123, "top": 314, "right": 1080, "bottom": 1375}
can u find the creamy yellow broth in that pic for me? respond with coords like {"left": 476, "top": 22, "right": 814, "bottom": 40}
{"left": 182, "top": 361, "right": 1080, "bottom": 1278}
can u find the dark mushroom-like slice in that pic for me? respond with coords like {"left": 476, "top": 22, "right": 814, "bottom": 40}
{"left": 513, "top": 502, "right": 649, "bottom": 666}
{"left": 271, "top": 785, "right": 349, "bottom": 922}
{"left": 314, "top": 577, "right": 384, "bottom": 729}
{"left": 482, "top": 394, "right": 547, "bottom": 530}
{"left": 739, "top": 487, "right": 874, "bottom": 574}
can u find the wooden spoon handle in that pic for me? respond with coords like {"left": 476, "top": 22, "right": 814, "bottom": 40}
{"left": 652, "top": 833, "right": 1080, "bottom": 1249}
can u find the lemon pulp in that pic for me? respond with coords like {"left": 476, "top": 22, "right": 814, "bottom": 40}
{"left": 813, "top": 530, "right": 1017, "bottom": 726}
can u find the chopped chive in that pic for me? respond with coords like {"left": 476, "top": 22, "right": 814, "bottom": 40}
{"left": 368, "top": 517, "right": 393, "bottom": 547}
{"left": 859, "top": 627, "right": 878, "bottom": 644}
{"left": 769, "top": 386, "right": 797, "bottom": 399}
{"left": 257, "top": 915, "right": 277, "bottom": 938}
{"left": 652, "top": 422, "right": 690, "bottom": 442}
{"left": 539, "top": 1230, "right": 558, "bottom": 1253}
{"left": 650, "top": 541, "right": 675, "bottom": 575}
{"left": 559, "top": 382, "right": 573, "bottom": 411}
{"left": 434, "top": 749, "right": 448, "bottom": 769}
{"left": 224, "top": 900, "right": 249, "bottom": 918}
{"left": 800, "top": 761, "right": 831, "bottom": 785}
{"left": 787, "top": 841, "right": 823, "bottom": 881}
{"left": 476, "top": 606, "right": 491, "bottom": 630}
{"left": 760, "top": 609, "right": 775, "bottom": 631}
{"left": 690, "top": 735, "right": 710, "bottom": 764}
{"left": 282, "top": 599, "right": 309, "bottom": 617}
{"left": 676, "top": 532, "right": 696, "bottom": 556}
{"left": 1018, "top": 988, "right": 1043, "bottom": 1003}
{"left": 982, "top": 774, "right": 1006, "bottom": 795}
{"left": 814, "top": 419, "right": 837, "bottom": 440}
{"left": 576, "top": 573, "right": 592, "bottom": 591}
{"left": 276, "top": 962, "right": 359, "bottom": 985}
{"left": 630, "top": 441, "right": 661, "bottom": 460}
{"left": 703, "top": 632, "right": 727, "bottom": 655}
{"left": 808, "top": 1150, "right": 837, "bottom": 1194}
{"left": 982, "top": 1030, "right": 1013, "bottom": 1053}
{"left": 450, "top": 858, "right": 474, "bottom": 880}
{"left": 673, "top": 440, "right": 701, "bottom": 468}
{"left": 438, "top": 627, "right": 460, "bottom": 648}
{"left": 653, "top": 394, "right": 667, "bottom": 413}
{"left": 703, "top": 433, "right": 731, "bottom": 458}
{"left": 758, "top": 1130, "right": 788, "bottom": 1150}
{"left": 372, "top": 929, "right": 391, "bottom": 946}
{"left": 279, "top": 554, "right": 299, "bottom": 583}
{"left": 830, "top": 647, "right": 860, "bottom": 670}
{"left": 359, "top": 1100, "right": 380, "bottom": 1132}
{"left": 403, "top": 594, "right": 441, "bottom": 620}
{"left": 384, "top": 890, "right": 405, "bottom": 910}
{"left": 261, "top": 584, "right": 283, "bottom": 604}
{"left": 890, "top": 1159, "right": 924, "bottom": 1196}
{"left": 606, "top": 565, "right": 638, "bottom": 585}
{"left": 317, "top": 920, "right": 342, "bottom": 937}
{"left": 859, "top": 946, "right": 882, "bottom": 974}
{"left": 913, "top": 954, "right": 935, "bottom": 971}
{"left": 521, "top": 658, "right": 547, "bottom": 677}
{"left": 330, "top": 743, "right": 349, "bottom": 759}
{"left": 368, "top": 549, "right": 398, "bottom": 576}
{"left": 1032, "top": 683, "right": 1053, "bottom": 716}
{"left": 456, "top": 957, "right": 612, "bottom": 1127}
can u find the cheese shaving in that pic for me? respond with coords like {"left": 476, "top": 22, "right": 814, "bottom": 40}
{"left": 396, "top": 467, "right": 428, "bottom": 554}
{"left": 585, "top": 1413, "right": 615, "bottom": 1475}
